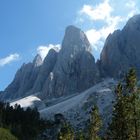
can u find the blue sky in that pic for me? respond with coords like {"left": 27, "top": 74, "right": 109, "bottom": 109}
{"left": 0, "top": 0, "right": 140, "bottom": 91}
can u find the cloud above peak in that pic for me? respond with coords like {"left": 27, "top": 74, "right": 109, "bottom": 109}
{"left": 37, "top": 44, "right": 61, "bottom": 60}
{"left": 76, "top": 0, "right": 140, "bottom": 59}
{"left": 80, "top": 0, "right": 113, "bottom": 21}
{"left": 125, "top": 0, "right": 140, "bottom": 19}
{"left": 0, "top": 53, "right": 20, "bottom": 67}
{"left": 80, "top": 0, "right": 122, "bottom": 51}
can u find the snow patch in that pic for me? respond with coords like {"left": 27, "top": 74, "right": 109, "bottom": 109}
{"left": 10, "top": 95, "right": 46, "bottom": 110}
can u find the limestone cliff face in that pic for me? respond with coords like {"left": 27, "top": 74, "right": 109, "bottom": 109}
{"left": 2, "top": 55, "right": 43, "bottom": 100}
{"left": 100, "top": 15, "right": 140, "bottom": 78}
{"left": 42, "top": 25, "right": 100, "bottom": 98}
{"left": 2, "top": 25, "right": 99, "bottom": 100}
{"left": 2, "top": 14, "right": 140, "bottom": 101}
{"left": 3, "top": 14, "right": 140, "bottom": 101}
{"left": 32, "top": 49, "right": 58, "bottom": 94}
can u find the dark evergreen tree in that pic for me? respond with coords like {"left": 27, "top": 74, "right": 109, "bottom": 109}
{"left": 0, "top": 102, "right": 46, "bottom": 140}
{"left": 57, "top": 123, "right": 74, "bottom": 140}
{"left": 88, "top": 105, "right": 102, "bottom": 140}
{"left": 108, "top": 68, "right": 140, "bottom": 140}
{"left": 75, "top": 130, "right": 85, "bottom": 140}
{"left": 107, "top": 83, "right": 129, "bottom": 139}
{"left": 125, "top": 68, "right": 140, "bottom": 140}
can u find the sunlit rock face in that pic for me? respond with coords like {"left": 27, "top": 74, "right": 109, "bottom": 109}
{"left": 1, "top": 25, "right": 100, "bottom": 101}
{"left": 2, "top": 14, "right": 140, "bottom": 101}
{"left": 100, "top": 15, "right": 140, "bottom": 78}
{"left": 2, "top": 55, "right": 43, "bottom": 100}
{"left": 41, "top": 25, "right": 100, "bottom": 98}
{"left": 32, "top": 49, "right": 58, "bottom": 94}
{"left": 1, "top": 49, "right": 58, "bottom": 101}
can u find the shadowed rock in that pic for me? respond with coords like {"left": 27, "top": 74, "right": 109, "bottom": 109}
{"left": 100, "top": 15, "right": 140, "bottom": 78}
{"left": 41, "top": 25, "right": 100, "bottom": 98}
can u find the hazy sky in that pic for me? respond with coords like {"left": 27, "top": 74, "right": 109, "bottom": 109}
{"left": 0, "top": 0, "right": 140, "bottom": 90}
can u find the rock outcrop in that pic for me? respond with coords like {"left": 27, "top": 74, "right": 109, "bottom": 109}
{"left": 1, "top": 55, "right": 43, "bottom": 100}
{"left": 42, "top": 25, "right": 100, "bottom": 98}
{"left": 2, "top": 14, "right": 140, "bottom": 101}
{"left": 32, "top": 49, "right": 58, "bottom": 94}
{"left": 100, "top": 15, "right": 140, "bottom": 78}
{"left": 1, "top": 25, "right": 99, "bottom": 100}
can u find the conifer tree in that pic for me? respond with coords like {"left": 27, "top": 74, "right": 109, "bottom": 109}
{"left": 75, "top": 130, "right": 85, "bottom": 140}
{"left": 125, "top": 68, "right": 140, "bottom": 140}
{"left": 89, "top": 105, "right": 102, "bottom": 140}
{"left": 107, "top": 83, "right": 129, "bottom": 139}
{"left": 57, "top": 123, "right": 74, "bottom": 140}
{"left": 108, "top": 68, "right": 140, "bottom": 140}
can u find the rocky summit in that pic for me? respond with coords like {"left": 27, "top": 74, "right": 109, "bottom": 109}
{"left": 1, "top": 14, "right": 140, "bottom": 140}
{"left": 1, "top": 55, "right": 43, "bottom": 100}
{"left": 1, "top": 25, "right": 100, "bottom": 100}
{"left": 100, "top": 15, "right": 140, "bottom": 78}
{"left": 41, "top": 25, "right": 100, "bottom": 98}
{"left": 1, "top": 14, "right": 140, "bottom": 101}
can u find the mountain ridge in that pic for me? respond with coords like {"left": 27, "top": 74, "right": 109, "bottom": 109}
{"left": 1, "top": 25, "right": 100, "bottom": 100}
{"left": 1, "top": 14, "right": 140, "bottom": 101}
{"left": 100, "top": 14, "right": 140, "bottom": 78}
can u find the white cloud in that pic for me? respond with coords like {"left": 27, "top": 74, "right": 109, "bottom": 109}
{"left": 126, "top": 0, "right": 136, "bottom": 9}
{"left": 79, "top": 0, "right": 123, "bottom": 52}
{"left": 80, "top": 0, "right": 113, "bottom": 21}
{"left": 77, "top": 0, "right": 140, "bottom": 58}
{"left": 0, "top": 53, "right": 19, "bottom": 67}
{"left": 37, "top": 44, "right": 61, "bottom": 60}
{"left": 86, "top": 29, "right": 101, "bottom": 50}
{"left": 85, "top": 15, "right": 122, "bottom": 51}
{"left": 126, "top": 0, "right": 140, "bottom": 19}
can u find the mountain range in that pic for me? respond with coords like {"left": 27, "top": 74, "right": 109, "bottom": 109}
{"left": 0, "top": 15, "right": 140, "bottom": 133}
{"left": 1, "top": 14, "right": 140, "bottom": 102}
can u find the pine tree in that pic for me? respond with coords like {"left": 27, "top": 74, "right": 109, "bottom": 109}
{"left": 107, "top": 83, "right": 129, "bottom": 139}
{"left": 57, "top": 123, "right": 74, "bottom": 140}
{"left": 88, "top": 105, "right": 102, "bottom": 140}
{"left": 0, "top": 101, "right": 46, "bottom": 140}
{"left": 125, "top": 68, "right": 140, "bottom": 140}
{"left": 75, "top": 130, "right": 85, "bottom": 140}
{"left": 108, "top": 68, "right": 140, "bottom": 140}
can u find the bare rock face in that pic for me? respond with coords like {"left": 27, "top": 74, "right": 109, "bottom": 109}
{"left": 1, "top": 25, "right": 100, "bottom": 101}
{"left": 100, "top": 15, "right": 140, "bottom": 78}
{"left": 32, "top": 49, "right": 58, "bottom": 94}
{"left": 42, "top": 25, "right": 100, "bottom": 98}
{"left": 33, "top": 54, "right": 43, "bottom": 67}
{"left": 2, "top": 55, "right": 43, "bottom": 100}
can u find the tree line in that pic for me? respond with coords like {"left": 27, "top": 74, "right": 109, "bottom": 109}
{"left": 0, "top": 68, "right": 140, "bottom": 140}
{"left": 0, "top": 103, "right": 46, "bottom": 140}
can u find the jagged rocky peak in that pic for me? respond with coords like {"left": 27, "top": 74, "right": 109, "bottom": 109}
{"left": 2, "top": 55, "right": 42, "bottom": 100}
{"left": 44, "top": 48, "right": 59, "bottom": 62}
{"left": 32, "top": 48, "right": 59, "bottom": 93}
{"left": 100, "top": 14, "right": 140, "bottom": 78}
{"left": 124, "top": 14, "right": 140, "bottom": 30}
{"left": 42, "top": 25, "right": 100, "bottom": 98}
{"left": 62, "top": 25, "right": 91, "bottom": 52}
{"left": 33, "top": 54, "right": 43, "bottom": 67}
{"left": 2, "top": 25, "right": 100, "bottom": 101}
